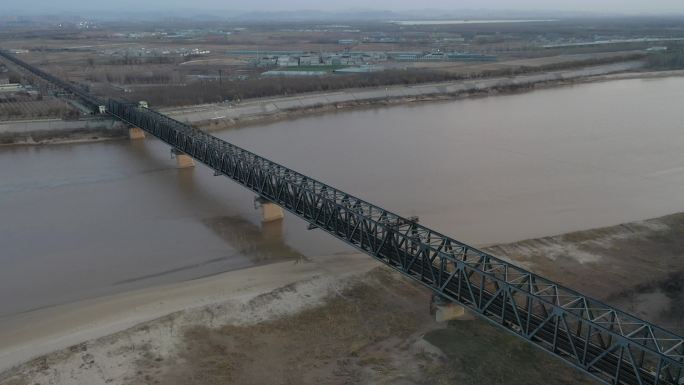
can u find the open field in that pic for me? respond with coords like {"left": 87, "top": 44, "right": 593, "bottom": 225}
{"left": 1, "top": 16, "right": 682, "bottom": 110}
{"left": 0, "top": 97, "right": 74, "bottom": 120}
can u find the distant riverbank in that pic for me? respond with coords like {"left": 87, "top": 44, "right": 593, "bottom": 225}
{"left": 164, "top": 61, "right": 649, "bottom": 131}
{"left": 2, "top": 61, "right": 674, "bottom": 147}
{"left": 0, "top": 118, "right": 126, "bottom": 146}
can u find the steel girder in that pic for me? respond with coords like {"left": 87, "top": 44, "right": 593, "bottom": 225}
{"left": 106, "top": 99, "right": 683, "bottom": 385}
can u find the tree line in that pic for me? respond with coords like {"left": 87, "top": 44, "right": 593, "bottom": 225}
{"left": 645, "top": 48, "right": 684, "bottom": 70}
{"left": 122, "top": 53, "right": 646, "bottom": 107}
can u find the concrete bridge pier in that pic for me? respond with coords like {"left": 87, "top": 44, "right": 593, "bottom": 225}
{"left": 255, "top": 196, "right": 285, "bottom": 223}
{"left": 261, "top": 218, "right": 284, "bottom": 239}
{"left": 171, "top": 149, "right": 195, "bottom": 168}
{"left": 429, "top": 258, "right": 476, "bottom": 322}
{"left": 128, "top": 127, "right": 146, "bottom": 140}
{"left": 430, "top": 294, "right": 476, "bottom": 322}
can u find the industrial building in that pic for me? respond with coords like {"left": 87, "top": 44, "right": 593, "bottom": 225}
{"left": 389, "top": 51, "right": 497, "bottom": 62}
{"left": 242, "top": 49, "right": 495, "bottom": 72}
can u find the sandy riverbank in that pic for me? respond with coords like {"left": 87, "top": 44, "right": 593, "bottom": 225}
{"left": 1, "top": 212, "right": 682, "bottom": 385}
{"left": 0, "top": 119, "right": 126, "bottom": 147}
{"left": 0, "top": 253, "right": 378, "bottom": 374}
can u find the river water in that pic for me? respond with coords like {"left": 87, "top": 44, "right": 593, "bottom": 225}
{"left": 2, "top": 77, "right": 684, "bottom": 318}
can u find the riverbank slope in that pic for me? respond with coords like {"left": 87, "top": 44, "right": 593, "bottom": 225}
{"left": 165, "top": 61, "right": 647, "bottom": 131}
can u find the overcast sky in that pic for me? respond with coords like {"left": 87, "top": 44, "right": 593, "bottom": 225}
{"left": 9, "top": 0, "right": 684, "bottom": 15}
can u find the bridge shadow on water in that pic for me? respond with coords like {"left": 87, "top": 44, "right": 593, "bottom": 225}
{"left": 111, "top": 214, "right": 302, "bottom": 285}
{"left": 109, "top": 138, "right": 306, "bottom": 286}
{"left": 201, "top": 215, "right": 305, "bottom": 265}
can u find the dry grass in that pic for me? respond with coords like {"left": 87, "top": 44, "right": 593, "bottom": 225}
{"left": 139, "top": 267, "right": 602, "bottom": 385}
{"left": 154, "top": 269, "right": 433, "bottom": 385}
{"left": 422, "top": 321, "right": 595, "bottom": 385}
{"left": 485, "top": 213, "right": 684, "bottom": 333}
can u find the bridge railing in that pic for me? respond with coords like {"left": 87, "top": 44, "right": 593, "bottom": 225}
{"left": 107, "top": 98, "right": 682, "bottom": 385}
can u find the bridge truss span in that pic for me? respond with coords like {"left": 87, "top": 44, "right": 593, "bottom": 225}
{"left": 107, "top": 99, "right": 683, "bottom": 385}
{"left": 0, "top": 50, "right": 104, "bottom": 113}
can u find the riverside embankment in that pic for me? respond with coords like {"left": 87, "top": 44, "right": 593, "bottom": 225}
{"left": 0, "top": 117, "right": 126, "bottom": 146}
{"left": 163, "top": 61, "right": 645, "bottom": 129}
{"left": 0, "top": 61, "right": 651, "bottom": 145}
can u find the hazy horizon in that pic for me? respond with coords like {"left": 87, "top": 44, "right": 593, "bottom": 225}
{"left": 5, "top": 0, "right": 684, "bottom": 17}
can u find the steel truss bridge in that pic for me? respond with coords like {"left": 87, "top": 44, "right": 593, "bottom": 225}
{"left": 1, "top": 49, "right": 682, "bottom": 385}
{"left": 0, "top": 50, "right": 103, "bottom": 112}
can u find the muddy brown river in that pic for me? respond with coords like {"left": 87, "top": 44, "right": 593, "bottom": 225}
{"left": 2, "top": 77, "right": 684, "bottom": 318}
